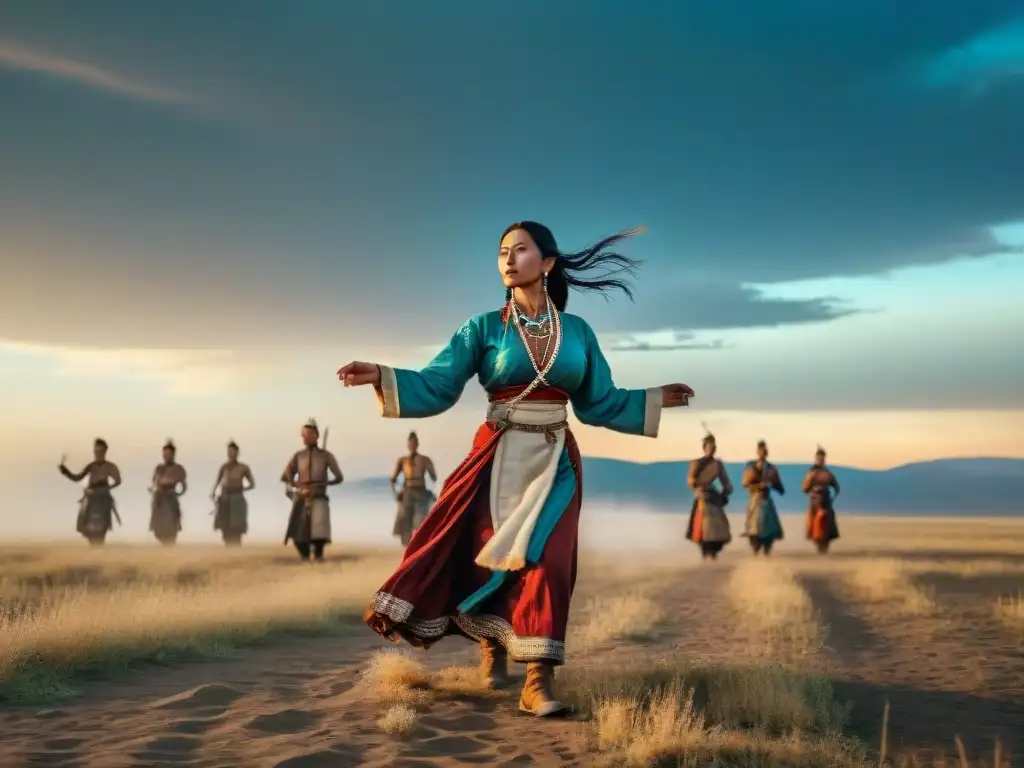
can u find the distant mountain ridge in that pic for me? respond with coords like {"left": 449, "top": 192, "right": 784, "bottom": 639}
{"left": 347, "top": 457, "right": 1024, "bottom": 516}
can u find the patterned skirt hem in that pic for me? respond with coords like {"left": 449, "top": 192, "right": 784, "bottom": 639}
{"left": 366, "top": 590, "right": 566, "bottom": 665}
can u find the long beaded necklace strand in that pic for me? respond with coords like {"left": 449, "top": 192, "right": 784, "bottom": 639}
{"left": 503, "top": 288, "right": 563, "bottom": 416}
{"left": 526, "top": 310, "right": 553, "bottom": 372}
{"left": 516, "top": 304, "right": 553, "bottom": 367}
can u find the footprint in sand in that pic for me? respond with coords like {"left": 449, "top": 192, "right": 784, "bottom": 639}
{"left": 132, "top": 735, "right": 201, "bottom": 764}
{"left": 151, "top": 683, "right": 246, "bottom": 711}
{"left": 404, "top": 734, "right": 489, "bottom": 758}
{"left": 328, "top": 679, "right": 354, "bottom": 696}
{"left": 419, "top": 712, "right": 496, "bottom": 733}
{"left": 266, "top": 668, "right": 312, "bottom": 680}
{"left": 25, "top": 755, "right": 84, "bottom": 767}
{"left": 273, "top": 747, "right": 363, "bottom": 768}
{"left": 42, "top": 737, "right": 83, "bottom": 751}
{"left": 246, "top": 708, "right": 322, "bottom": 734}
{"left": 170, "top": 717, "right": 222, "bottom": 735}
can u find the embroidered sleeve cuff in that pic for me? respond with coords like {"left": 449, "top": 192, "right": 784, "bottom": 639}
{"left": 374, "top": 365, "right": 400, "bottom": 418}
{"left": 643, "top": 387, "right": 663, "bottom": 438}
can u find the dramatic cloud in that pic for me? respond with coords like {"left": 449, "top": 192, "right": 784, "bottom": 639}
{"left": 586, "top": 281, "right": 858, "bottom": 336}
{"left": 0, "top": 38, "right": 195, "bottom": 107}
{"left": 1, "top": 2, "right": 1023, "bottom": 350}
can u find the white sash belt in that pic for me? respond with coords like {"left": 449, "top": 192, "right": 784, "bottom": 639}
{"left": 475, "top": 401, "right": 568, "bottom": 572}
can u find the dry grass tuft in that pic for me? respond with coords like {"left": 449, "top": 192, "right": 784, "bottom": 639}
{"left": 561, "top": 656, "right": 862, "bottom": 767}
{"left": 362, "top": 654, "right": 503, "bottom": 733}
{"left": 571, "top": 589, "right": 666, "bottom": 649}
{"left": 359, "top": 649, "right": 434, "bottom": 708}
{"left": 432, "top": 664, "right": 502, "bottom": 698}
{"left": 994, "top": 593, "right": 1023, "bottom": 634}
{"left": 0, "top": 545, "right": 398, "bottom": 703}
{"left": 727, "top": 560, "right": 824, "bottom": 658}
{"left": 845, "top": 560, "right": 937, "bottom": 617}
{"left": 378, "top": 703, "right": 419, "bottom": 736}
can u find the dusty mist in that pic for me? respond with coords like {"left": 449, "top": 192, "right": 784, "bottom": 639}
{"left": 7, "top": 485, "right": 1024, "bottom": 560}
{"left": 5, "top": 483, "right": 705, "bottom": 553}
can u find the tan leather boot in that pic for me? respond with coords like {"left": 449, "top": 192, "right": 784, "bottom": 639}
{"left": 518, "top": 661, "right": 568, "bottom": 717}
{"left": 479, "top": 638, "right": 509, "bottom": 689}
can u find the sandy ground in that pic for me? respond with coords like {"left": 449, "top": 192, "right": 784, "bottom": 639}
{"left": 1, "top": 518, "right": 1022, "bottom": 767}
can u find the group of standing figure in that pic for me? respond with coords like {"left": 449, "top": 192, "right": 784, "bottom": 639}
{"left": 684, "top": 432, "right": 842, "bottom": 559}
{"left": 56, "top": 423, "right": 440, "bottom": 558}
{"left": 58, "top": 438, "right": 255, "bottom": 547}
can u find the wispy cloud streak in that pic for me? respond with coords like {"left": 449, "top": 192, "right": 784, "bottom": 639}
{"left": 601, "top": 330, "right": 727, "bottom": 353}
{"left": 0, "top": 38, "right": 194, "bottom": 107}
{"left": 914, "top": 17, "right": 1024, "bottom": 93}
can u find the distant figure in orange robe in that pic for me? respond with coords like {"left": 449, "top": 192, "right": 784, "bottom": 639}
{"left": 802, "top": 446, "right": 840, "bottom": 554}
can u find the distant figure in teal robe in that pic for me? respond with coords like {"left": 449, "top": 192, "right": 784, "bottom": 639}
{"left": 742, "top": 440, "right": 785, "bottom": 555}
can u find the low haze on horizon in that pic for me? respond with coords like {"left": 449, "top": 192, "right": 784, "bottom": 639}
{"left": 2, "top": 2, "right": 1023, "bottom": 533}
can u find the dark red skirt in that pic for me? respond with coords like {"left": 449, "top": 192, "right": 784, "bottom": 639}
{"left": 806, "top": 504, "right": 840, "bottom": 543}
{"left": 685, "top": 499, "right": 704, "bottom": 543}
{"left": 364, "top": 388, "right": 583, "bottom": 665}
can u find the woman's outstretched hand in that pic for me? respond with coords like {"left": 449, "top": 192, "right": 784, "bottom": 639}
{"left": 661, "top": 383, "right": 694, "bottom": 408}
{"left": 337, "top": 361, "right": 382, "bottom": 387}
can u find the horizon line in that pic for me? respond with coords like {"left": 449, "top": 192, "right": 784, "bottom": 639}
{"left": 336, "top": 454, "right": 1024, "bottom": 480}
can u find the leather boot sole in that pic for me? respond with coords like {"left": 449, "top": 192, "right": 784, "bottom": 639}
{"left": 518, "top": 698, "right": 569, "bottom": 717}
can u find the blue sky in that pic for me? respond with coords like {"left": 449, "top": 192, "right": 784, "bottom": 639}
{"left": 1, "top": 1, "right": 1023, "bottom": 503}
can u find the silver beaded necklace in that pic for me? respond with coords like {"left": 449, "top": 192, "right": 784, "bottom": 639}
{"left": 504, "top": 285, "right": 563, "bottom": 413}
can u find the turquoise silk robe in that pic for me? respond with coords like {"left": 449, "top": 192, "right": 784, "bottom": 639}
{"left": 374, "top": 310, "right": 664, "bottom": 609}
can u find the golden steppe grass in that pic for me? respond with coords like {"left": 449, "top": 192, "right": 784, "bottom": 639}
{"left": 2, "top": 517, "right": 1022, "bottom": 767}
{"left": 994, "top": 593, "right": 1023, "bottom": 633}
{"left": 0, "top": 544, "right": 400, "bottom": 703}
{"left": 843, "top": 559, "right": 938, "bottom": 617}
{"left": 727, "top": 559, "right": 825, "bottom": 658}
{"left": 813, "top": 517, "right": 1024, "bottom": 556}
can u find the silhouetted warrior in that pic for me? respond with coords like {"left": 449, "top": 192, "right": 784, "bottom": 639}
{"left": 686, "top": 430, "right": 733, "bottom": 559}
{"left": 150, "top": 439, "right": 187, "bottom": 545}
{"left": 59, "top": 438, "right": 122, "bottom": 545}
{"left": 803, "top": 445, "right": 840, "bottom": 554}
{"left": 742, "top": 440, "right": 785, "bottom": 556}
{"left": 211, "top": 440, "right": 254, "bottom": 546}
{"left": 391, "top": 431, "right": 437, "bottom": 547}
{"left": 282, "top": 418, "right": 343, "bottom": 562}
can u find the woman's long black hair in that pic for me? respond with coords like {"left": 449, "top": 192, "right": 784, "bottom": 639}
{"left": 501, "top": 221, "right": 643, "bottom": 311}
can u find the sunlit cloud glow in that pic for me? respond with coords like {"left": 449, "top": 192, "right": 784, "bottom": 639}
{"left": 0, "top": 340, "right": 256, "bottom": 397}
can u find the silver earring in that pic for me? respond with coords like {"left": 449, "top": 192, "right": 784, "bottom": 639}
{"left": 543, "top": 272, "right": 549, "bottom": 291}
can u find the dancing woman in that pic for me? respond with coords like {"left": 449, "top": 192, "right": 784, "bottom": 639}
{"left": 338, "top": 222, "right": 694, "bottom": 716}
